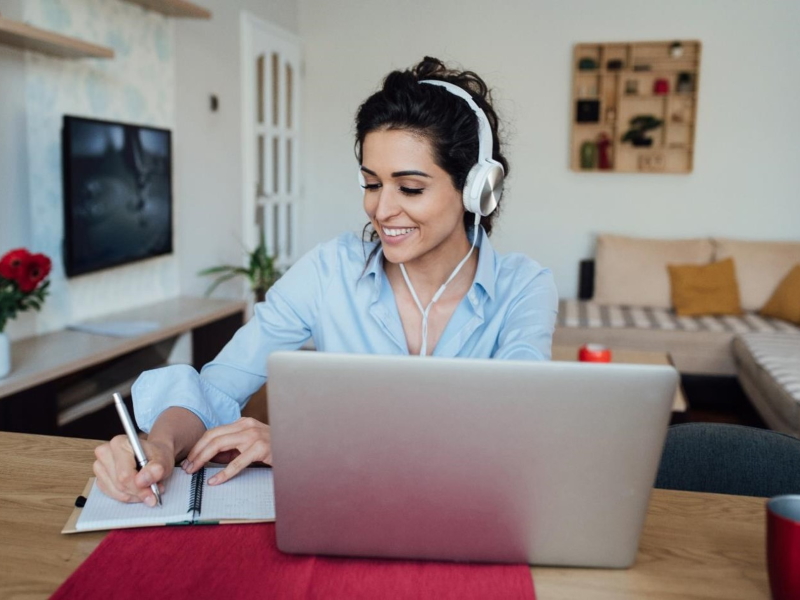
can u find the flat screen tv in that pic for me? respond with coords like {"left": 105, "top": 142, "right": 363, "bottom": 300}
{"left": 62, "top": 115, "right": 173, "bottom": 277}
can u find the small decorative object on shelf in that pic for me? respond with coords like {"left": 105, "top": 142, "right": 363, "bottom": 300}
{"left": 198, "top": 231, "right": 283, "bottom": 304}
{"left": 578, "top": 57, "right": 598, "bottom": 70}
{"left": 670, "top": 41, "right": 684, "bottom": 58}
{"left": 606, "top": 59, "right": 624, "bottom": 71}
{"left": 653, "top": 78, "right": 670, "bottom": 95}
{"left": 0, "top": 248, "right": 52, "bottom": 378}
{"left": 576, "top": 99, "right": 600, "bottom": 123}
{"left": 625, "top": 80, "right": 639, "bottom": 95}
{"left": 621, "top": 115, "right": 664, "bottom": 147}
{"left": 676, "top": 72, "right": 694, "bottom": 93}
{"left": 580, "top": 140, "right": 597, "bottom": 169}
{"left": 638, "top": 152, "right": 666, "bottom": 172}
{"left": 596, "top": 133, "right": 613, "bottom": 170}
{"left": 632, "top": 64, "right": 652, "bottom": 72}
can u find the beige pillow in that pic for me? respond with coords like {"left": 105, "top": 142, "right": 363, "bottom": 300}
{"left": 593, "top": 234, "right": 714, "bottom": 308}
{"left": 714, "top": 238, "right": 800, "bottom": 311}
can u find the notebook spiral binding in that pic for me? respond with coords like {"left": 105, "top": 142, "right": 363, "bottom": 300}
{"left": 188, "top": 467, "right": 206, "bottom": 514}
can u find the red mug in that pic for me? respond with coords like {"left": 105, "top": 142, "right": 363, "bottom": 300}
{"left": 578, "top": 343, "right": 612, "bottom": 363}
{"left": 767, "top": 495, "right": 800, "bottom": 600}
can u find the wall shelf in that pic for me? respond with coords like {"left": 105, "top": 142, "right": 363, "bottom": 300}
{"left": 570, "top": 40, "right": 702, "bottom": 174}
{"left": 120, "top": 0, "right": 212, "bottom": 19}
{"left": 0, "top": 16, "right": 114, "bottom": 59}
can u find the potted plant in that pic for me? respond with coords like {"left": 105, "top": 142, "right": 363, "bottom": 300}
{"left": 0, "top": 248, "right": 52, "bottom": 378}
{"left": 621, "top": 115, "right": 664, "bottom": 147}
{"left": 198, "top": 232, "right": 283, "bottom": 303}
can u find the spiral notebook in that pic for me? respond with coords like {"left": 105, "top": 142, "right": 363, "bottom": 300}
{"left": 62, "top": 466, "right": 275, "bottom": 534}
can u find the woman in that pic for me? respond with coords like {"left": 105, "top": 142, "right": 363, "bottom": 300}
{"left": 93, "top": 57, "right": 559, "bottom": 506}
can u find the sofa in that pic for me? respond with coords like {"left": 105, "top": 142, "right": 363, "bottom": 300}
{"left": 553, "top": 234, "right": 800, "bottom": 435}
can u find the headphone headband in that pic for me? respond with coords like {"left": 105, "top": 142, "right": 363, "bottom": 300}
{"left": 418, "top": 80, "right": 493, "bottom": 163}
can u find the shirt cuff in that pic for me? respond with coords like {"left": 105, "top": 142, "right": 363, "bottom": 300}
{"left": 132, "top": 364, "right": 242, "bottom": 433}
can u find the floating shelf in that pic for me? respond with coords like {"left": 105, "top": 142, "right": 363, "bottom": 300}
{"left": 120, "top": 0, "right": 212, "bottom": 19}
{"left": 0, "top": 16, "right": 114, "bottom": 59}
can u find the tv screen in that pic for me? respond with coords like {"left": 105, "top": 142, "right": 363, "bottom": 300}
{"left": 62, "top": 115, "right": 173, "bottom": 277}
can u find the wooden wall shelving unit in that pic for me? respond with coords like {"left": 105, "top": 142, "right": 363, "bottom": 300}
{"left": 0, "top": 16, "right": 114, "bottom": 59}
{"left": 120, "top": 0, "right": 212, "bottom": 19}
{"left": 570, "top": 40, "right": 701, "bottom": 174}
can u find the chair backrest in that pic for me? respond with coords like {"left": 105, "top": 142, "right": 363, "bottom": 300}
{"left": 655, "top": 423, "right": 800, "bottom": 497}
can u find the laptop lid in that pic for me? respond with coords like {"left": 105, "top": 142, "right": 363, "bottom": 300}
{"left": 269, "top": 352, "right": 678, "bottom": 567}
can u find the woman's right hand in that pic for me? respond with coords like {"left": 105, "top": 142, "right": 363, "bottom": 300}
{"left": 93, "top": 435, "right": 175, "bottom": 506}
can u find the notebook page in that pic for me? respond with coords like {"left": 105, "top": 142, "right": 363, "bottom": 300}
{"left": 75, "top": 470, "right": 195, "bottom": 531}
{"left": 199, "top": 467, "right": 275, "bottom": 521}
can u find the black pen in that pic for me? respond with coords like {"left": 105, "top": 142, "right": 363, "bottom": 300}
{"left": 112, "top": 392, "right": 162, "bottom": 506}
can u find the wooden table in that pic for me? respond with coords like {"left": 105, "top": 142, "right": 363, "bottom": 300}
{"left": 0, "top": 432, "right": 769, "bottom": 599}
{"left": 552, "top": 344, "right": 688, "bottom": 413}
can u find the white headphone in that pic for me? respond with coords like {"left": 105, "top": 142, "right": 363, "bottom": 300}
{"left": 358, "top": 79, "right": 505, "bottom": 217}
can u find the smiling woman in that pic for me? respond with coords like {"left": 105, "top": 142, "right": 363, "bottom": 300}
{"left": 91, "top": 56, "right": 559, "bottom": 507}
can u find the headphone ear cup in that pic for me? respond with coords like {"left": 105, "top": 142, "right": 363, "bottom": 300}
{"left": 358, "top": 169, "right": 366, "bottom": 190}
{"left": 463, "top": 161, "right": 504, "bottom": 216}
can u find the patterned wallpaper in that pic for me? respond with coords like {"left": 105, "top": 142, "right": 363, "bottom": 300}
{"left": 20, "top": 0, "right": 177, "bottom": 334}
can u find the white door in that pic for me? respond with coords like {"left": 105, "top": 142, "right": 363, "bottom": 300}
{"left": 241, "top": 14, "right": 302, "bottom": 269}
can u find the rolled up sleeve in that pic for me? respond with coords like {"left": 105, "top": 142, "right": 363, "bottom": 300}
{"left": 132, "top": 364, "right": 242, "bottom": 432}
{"left": 132, "top": 242, "right": 332, "bottom": 432}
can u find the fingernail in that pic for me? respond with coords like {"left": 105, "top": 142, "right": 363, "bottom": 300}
{"left": 208, "top": 476, "right": 218, "bottom": 485}
{"left": 140, "top": 472, "right": 152, "bottom": 485}
{"left": 184, "top": 461, "right": 193, "bottom": 472}
{"left": 180, "top": 459, "right": 188, "bottom": 469}
{"left": 145, "top": 495, "right": 156, "bottom": 507}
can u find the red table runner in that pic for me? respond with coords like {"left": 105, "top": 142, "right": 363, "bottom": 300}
{"left": 53, "top": 524, "right": 535, "bottom": 599}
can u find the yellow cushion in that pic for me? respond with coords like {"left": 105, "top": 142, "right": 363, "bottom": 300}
{"left": 667, "top": 258, "right": 743, "bottom": 316}
{"left": 759, "top": 264, "right": 800, "bottom": 324}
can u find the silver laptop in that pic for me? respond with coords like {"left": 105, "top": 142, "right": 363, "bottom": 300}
{"left": 268, "top": 351, "right": 678, "bottom": 568}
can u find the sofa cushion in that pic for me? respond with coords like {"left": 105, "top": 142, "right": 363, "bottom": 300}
{"left": 714, "top": 239, "right": 800, "bottom": 311}
{"left": 760, "top": 264, "right": 800, "bottom": 325}
{"left": 667, "top": 258, "right": 743, "bottom": 316}
{"left": 733, "top": 333, "right": 800, "bottom": 435}
{"left": 593, "top": 234, "right": 714, "bottom": 309}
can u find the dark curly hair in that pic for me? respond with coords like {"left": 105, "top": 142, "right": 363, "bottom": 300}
{"left": 355, "top": 56, "right": 509, "bottom": 243}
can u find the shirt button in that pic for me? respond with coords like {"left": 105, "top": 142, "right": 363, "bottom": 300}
{"left": 468, "top": 292, "right": 477, "bottom": 303}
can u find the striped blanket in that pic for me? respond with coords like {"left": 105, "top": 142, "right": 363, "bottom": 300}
{"left": 558, "top": 299, "right": 800, "bottom": 335}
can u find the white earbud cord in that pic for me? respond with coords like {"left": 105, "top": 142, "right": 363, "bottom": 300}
{"left": 399, "top": 213, "right": 481, "bottom": 356}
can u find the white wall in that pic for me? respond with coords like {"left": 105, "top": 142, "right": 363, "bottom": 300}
{"left": 173, "top": 0, "right": 298, "bottom": 300}
{"left": 0, "top": 0, "right": 28, "bottom": 252}
{"left": 297, "top": 0, "right": 800, "bottom": 299}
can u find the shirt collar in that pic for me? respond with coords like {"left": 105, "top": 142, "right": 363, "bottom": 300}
{"left": 358, "top": 226, "right": 497, "bottom": 301}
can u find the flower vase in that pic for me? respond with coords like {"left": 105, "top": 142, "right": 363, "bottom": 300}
{"left": 0, "top": 332, "right": 10, "bottom": 378}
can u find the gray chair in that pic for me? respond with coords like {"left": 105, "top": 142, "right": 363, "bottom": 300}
{"left": 655, "top": 423, "right": 800, "bottom": 497}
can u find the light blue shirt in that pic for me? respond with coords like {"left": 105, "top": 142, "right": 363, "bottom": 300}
{"left": 133, "top": 228, "right": 559, "bottom": 432}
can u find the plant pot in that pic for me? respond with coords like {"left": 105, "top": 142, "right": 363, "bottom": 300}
{"left": 0, "top": 332, "right": 10, "bottom": 378}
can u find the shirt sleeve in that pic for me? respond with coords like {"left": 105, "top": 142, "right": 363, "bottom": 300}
{"left": 132, "top": 242, "right": 334, "bottom": 432}
{"left": 493, "top": 266, "right": 559, "bottom": 361}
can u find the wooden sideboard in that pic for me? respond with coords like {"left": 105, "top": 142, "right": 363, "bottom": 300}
{"left": 0, "top": 296, "right": 246, "bottom": 437}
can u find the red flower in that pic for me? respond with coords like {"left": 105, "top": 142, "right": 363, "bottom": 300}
{"left": 17, "top": 253, "right": 51, "bottom": 293}
{"left": 0, "top": 248, "right": 31, "bottom": 281}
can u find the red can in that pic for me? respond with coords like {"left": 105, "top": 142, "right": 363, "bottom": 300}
{"left": 578, "top": 343, "right": 612, "bottom": 363}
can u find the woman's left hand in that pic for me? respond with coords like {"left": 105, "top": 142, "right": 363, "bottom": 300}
{"left": 182, "top": 417, "right": 272, "bottom": 485}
